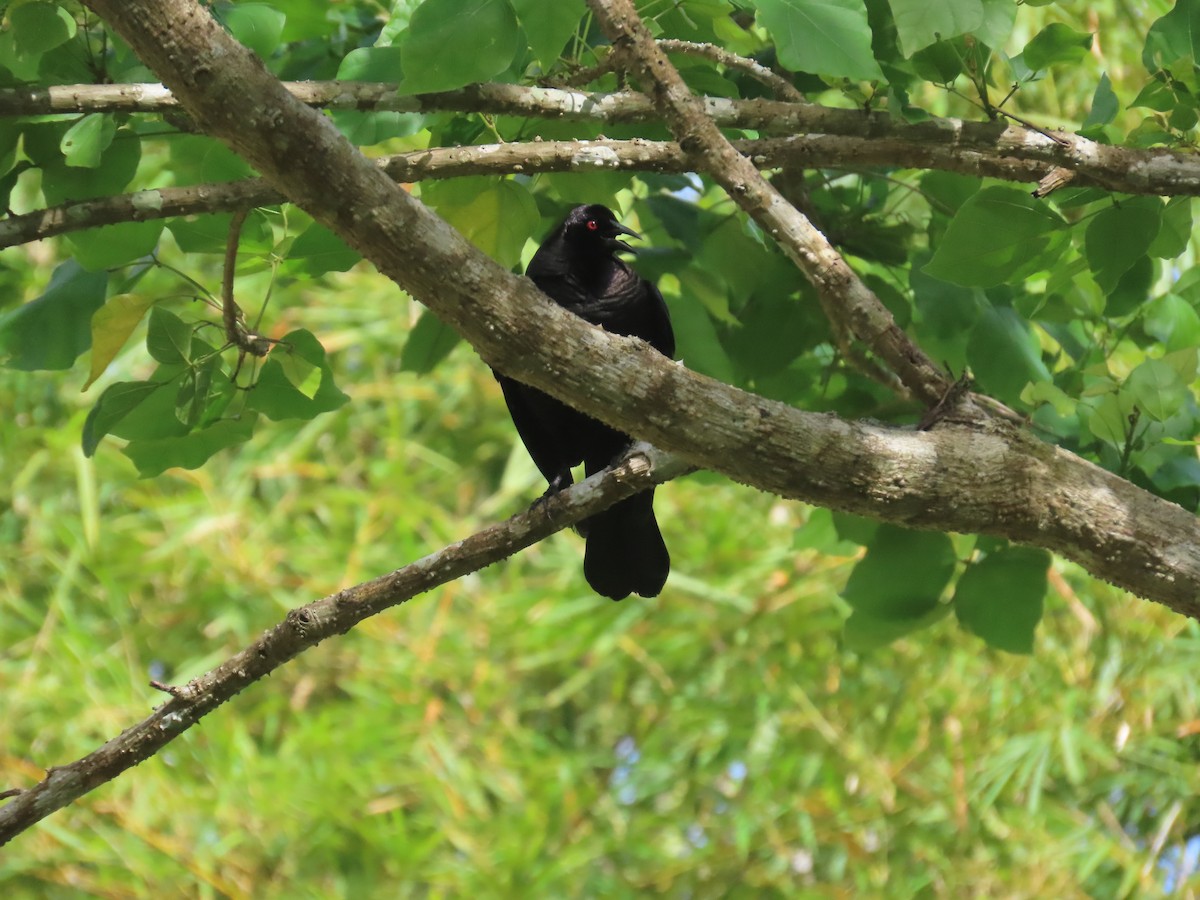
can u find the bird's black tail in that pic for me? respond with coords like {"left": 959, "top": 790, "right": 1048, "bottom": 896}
{"left": 582, "top": 489, "right": 669, "bottom": 600}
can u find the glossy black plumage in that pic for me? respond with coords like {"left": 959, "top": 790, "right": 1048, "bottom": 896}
{"left": 496, "top": 204, "right": 675, "bottom": 600}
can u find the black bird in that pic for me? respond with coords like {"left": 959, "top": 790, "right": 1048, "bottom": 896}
{"left": 496, "top": 204, "right": 675, "bottom": 600}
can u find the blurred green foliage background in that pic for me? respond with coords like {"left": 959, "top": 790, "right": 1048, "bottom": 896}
{"left": 5, "top": 0, "right": 1200, "bottom": 895}
{"left": 3, "top": 256, "right": 1200, "bottom": 895}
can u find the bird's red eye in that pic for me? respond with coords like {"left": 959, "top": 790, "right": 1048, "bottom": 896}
{"left": 586, "top": 219, "right": 599, "bottom": 231}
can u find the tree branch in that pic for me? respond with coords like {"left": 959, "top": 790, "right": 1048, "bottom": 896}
{"left": 552, "top": 39, "right": 805, "bottom": 102}
{"left": 72, "top": 0, "right": 1200, "bottom": 622}
{"left": 4, "top": 82, "right": 1200, "bottom": 197}
{"left": 588, "top": 0, "right": 954, "bottom": 407}
{"left": 0, "top": 446, "right": 690, "bottom": 845}
{"left": 656, "top": 40, "right": 805, "bottom": 102}
{"left": 1, "top": 135, "right": 1056, "bottom": 250}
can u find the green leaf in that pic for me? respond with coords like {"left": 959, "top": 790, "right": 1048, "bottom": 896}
{"left": 61, "top": 114, "right": 116, "bottom": 168}
{"left": 842, "top": 525, "right": 957, "bottom": 619}
{"left": 401, "top": 309, "right": 462, "bottom": 374}
{"left": 1104, "top": 255, "right": 1154, "bottom": 317}
{"left": 1082, "top": 73, "right": 1119, "bottom": 129}
{"left": 221, "top": 3, "right": 286, "bottom": 58}
{"left": 886, "top": 0, "right": 983, "bottom": 58}
{"left": 843, "top": 604, "right": 950, "bottom": 652}
{"left": 247, "top": 329, "right": 349, "bottom": 421}
{"left": 923, "top": 187, "right": 1067, "bottom": 288}
{"left": 146, "top": 307, "right": 193, "bottom": 366}
{"left": 85, "top": 294, "right": 157, "bottom": 390}
{"left": 40, "top": 126, "right": 141, "bottom": 205}
{"left": 1149, "top": 197, "right": 1193, "bottom": 260}
{"left": 1021, "top": 23, "right": 1093, "bottom": 71}
{"left": 65, "top": 220, "right": 165, "bottom": 271}
{"left": 794, "top": 507, "right": 861, "bottom": 554}
{"left": 82, "top": 380, "right": 163, "bottom": 457}
{"left": 754, "top": 0, "right": 885, "bottom": 81}
{"left": 967, "top": 307, "right": 1051, "bottom": 405}
{"left": 421, "top": 178, "right": 538, "bottom": 268}
{"left": 336, "top": 46, "right": 404, "bottom": 81}
{"left": 1144, "top": 294, "right": 1200, "bottom": 352}
{"left": 0, "top": 261, "right": 108, "bottom": 371}
{"left": 1130, "top": 78, "right": 1175, "bottom": 113}
{"left": 1020, "top": 381, "right": 1076, "bottom": 417}
{"left": 1143, "top": 0, "right": 1200, "bottom": 73}
{"left": 953, "top": 547, "right": 1049, "bottom": 654}
{"left": 910, "top": 38, "right": 964, "bottom": 83}
{"left": 973, "top": 0, "right": 1017, "bottom": 49}
{"left": 831, "top": 511, "right": 879, "bottom": 546}
{"left": 286, "top": 222, "right": 361, "bottom": 275}
{"left": 333, "top": 53, "right": 425, "bottom": 143}
{"left": 1084, "top": 198, "right": 1162, "bottom": 295}
{"left": 277, "top": 348, "right": 322, "bottom": 399}
{"left": 275, "top": 0, "right": 336, "bottom": 42}
{"left": 399, "top": 0, "right": 520, "bottom": 94}
{"left": 723, "top": 295, "right": 814, "bottom": 379}
{"left": 122, "top": 414, "right": 259, "bottom": 477}
{"left": 10, "top": 2, "right": 76, "bottom": 55}
{"left": 169, "top": 211, "right": 274, "bottom": 255}
{"left": 662, "top": 291, "right": 735, "bottom": 383}
{"left": 1126, "top": 357, "right": 1188, "bottom": 422}
{"left": 167, "top": 134, "right": 255, "bottom": 183}
{"left": 175, "top": 357, "right": 220, "bottom": 428}
{"left": 510, "top": 0, "right": 584, "bottom": 70}
{"left": 1085, "top": 391, "right": 1132, "bottom": 449}
{"left": 330, "top": 109, "right": 426, "bottom": 146}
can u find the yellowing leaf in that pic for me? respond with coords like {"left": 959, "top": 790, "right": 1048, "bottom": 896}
{"left": 85, "top": 294, "right": 155, "bottom": 390}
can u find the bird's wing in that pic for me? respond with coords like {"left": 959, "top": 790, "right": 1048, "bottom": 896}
{"left": 642, "top": 279, "right": 675, "bottom": 360}
{"left": 494, "top": 372, "right": 577, "bottom": 490}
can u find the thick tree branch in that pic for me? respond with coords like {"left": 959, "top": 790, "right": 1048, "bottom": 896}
{"left": 4, "top": 82, "right": 1200, "bottom": 197}
{"left": 73, "top": 0, "right": 1200, "bottom": 626}
{"left": 0, "top": 446, "right": 689, "bottom": 844}
{"left": 1, "top": 135, "right": 1055, "bottom": 250}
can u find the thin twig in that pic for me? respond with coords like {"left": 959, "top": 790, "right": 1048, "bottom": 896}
{"left": 658, "top": 39, "right": 804, "bottom": 102}
{"left": 221, "top": 209, "right": 270, "bottom": 362}
{"left": 554, "top": 40, "right": 804, "bottom": 103}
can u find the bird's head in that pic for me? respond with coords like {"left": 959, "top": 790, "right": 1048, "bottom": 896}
{"left": 561, "top": 204, "right": 642, "bottom": 255}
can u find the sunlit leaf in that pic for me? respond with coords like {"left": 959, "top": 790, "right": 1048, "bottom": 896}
{"left": 510, "top": 0, "right": 584, "bottom": 70}
{"left": 61, "top": 114, "right": 116, "bottom": 168}
{"left": 1021, "top": 23, "right": 1093, "bottom": 71}
{"left": 754, "top": 0, "right": 884, "bottom": 80}
{"left": 248, "top": 329, "right": 348, "bottom": 421}
{"left": 924, "top": 187, "right": 1067, "bottom": 288}
{"left": 85, "top": 294, "right": 157, "bottom": 390}
{"left": 421, "top": 178, "right": 538, "bottom": 268}
{"left": 399, "top": 0, "right": 520, "bottom": 94}
{"left": 1126, "top": 357, "right": 1188, "bottom": 422}
{"left": 967, "top": 307, "right": 1051, "bottom": 405}
{"left": 887, "top": 0, "right": 983, "bottom": 57}
{"left": 221, "top": 3, "right": 286, "bottom": 58}
{"left": 10, "top": 2, "right": 75, "bottom": 55}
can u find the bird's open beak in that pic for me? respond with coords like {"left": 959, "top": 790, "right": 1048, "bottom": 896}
{"left": 608, "top": 222, "right": 642, "bottom": 253}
